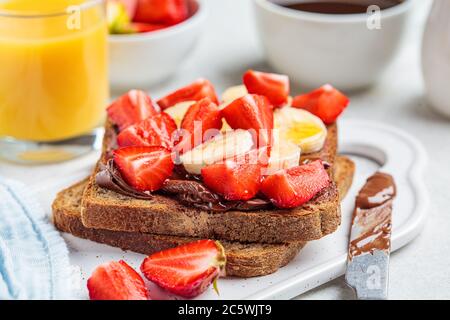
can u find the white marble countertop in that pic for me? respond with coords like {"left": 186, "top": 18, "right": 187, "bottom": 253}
{"left": 1, "top": 0, "right": 449, "bottom": 299}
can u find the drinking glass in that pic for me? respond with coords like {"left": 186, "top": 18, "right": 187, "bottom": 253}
{"left": 0, "top": 0, "right": 109, "bottom": 163}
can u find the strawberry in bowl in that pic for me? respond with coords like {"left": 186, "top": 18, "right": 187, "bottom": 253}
{"left": 108, "top": 0, "right": 206, "bottom": 90}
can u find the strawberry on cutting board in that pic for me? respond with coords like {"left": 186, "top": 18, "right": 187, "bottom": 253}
{"left": 261, "top": 160, "right": 330, "bottom": 209}
{"left": 157, "top": 78, "right": 219, "bottom": 110}
{"left": 114, "top": 146, "right": 174, "bottom": 192}
{"left": 243, "top": 70, "right": 290, "bottom": 107}
{"left": 134, "top": 0, "right": 189, "bottom": 25}
{"left": 141, "top": 240, "right": 226, "bottom": 298}
{"left": 175, "top": 98, "right": 223, "bottom": 153}
{"left": 221, "top": 94, "right": 274, "bottom": 147}
{"left": 107, "top": 90, "right": 160, "bottom": 131}
{"left": 292, "top": 84, "right": 349, "bottom": 125}
{"left": 117, "top": 112, "right": 177, "bottom": 149}
{"left": 87, "top": 260, "right": 148, "bottom": 300}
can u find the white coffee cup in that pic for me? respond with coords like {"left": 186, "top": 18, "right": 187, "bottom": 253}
{"left": 253, "top": 0, "right": 415, "bottom": 91}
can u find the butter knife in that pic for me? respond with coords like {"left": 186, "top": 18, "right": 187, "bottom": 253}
{"left": 345, "top": 172, "right": 396, "bottom": 300}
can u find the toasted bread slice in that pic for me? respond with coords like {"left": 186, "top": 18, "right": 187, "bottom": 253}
{"left": 53, "top": 156, "right": 354, "bottom": 278}
{"left": 81, "top": 123, "right": 340, "bottom": 243}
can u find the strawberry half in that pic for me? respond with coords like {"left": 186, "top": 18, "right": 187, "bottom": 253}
{"left": 134, "top": 0, "right": 189, "bottom": 25}
{"left": 107, "top": 90, "right": 160, "bottom": 131}
{"left": 175, "top": 98, "right": 223, "bottom": 153}
{"left": 221, "top": 94, "right": 274, "bottom": 147}
{"left": 292, "top": 84, "right": 349, "bottom": 125}
{"left": 114, "top": 146, "right": 174, "bottom": 192}
{"left": 243, "top": 70, "right": 290, "bottom": 107}
{"left": 261, "top": 160, "right": 330, "bottom": 209}
{"left": 130, "top": 22, "right": 168, "bottom": 33}
{"left": 87, "top": 260, "right": 148, "bottom": 300}
{"left": 201, "top": 147, "right": 269, "bottom": 201}
{"left": 140, "top": 240, "right": 226, "bottom": 298}
{"left": 117, "top": 112, "right": 177, "bottom": 149}
{"left": 157, "top": 78, "right": 219, "bottom": 110}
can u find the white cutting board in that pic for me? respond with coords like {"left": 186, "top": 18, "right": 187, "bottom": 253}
{"left": 38, "top": 119, "right": 428, "bottom": 300}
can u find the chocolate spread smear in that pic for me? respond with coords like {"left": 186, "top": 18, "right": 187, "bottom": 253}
{"left": 355, "top": 172, "right": 396, "bottom": 209}
{"left": 96, "top": 159, "right": 153, "bottom": 200}
{"left": 96, "top": 160, "right": 272, "bottom": 212}
{"left": 349, "top": 172, "right": 396, "bottom": 260}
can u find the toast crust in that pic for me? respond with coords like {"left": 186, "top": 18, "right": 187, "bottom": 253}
{"left": 53, "top": 156, "right": 354, "bottom": 278}
{"left": 53, "top": 180, "right": 305, "bottom": 278}
{"left": 81, "top": 123, "right": 340, "bottom": 243}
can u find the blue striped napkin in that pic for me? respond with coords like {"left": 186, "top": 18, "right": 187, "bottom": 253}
{"left": 0, "top": 177, "right": 75, "bottom": 300}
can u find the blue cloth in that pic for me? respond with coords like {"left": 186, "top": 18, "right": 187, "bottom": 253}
{"left": 0, "top": 177, "right": 74, "bottom": 300}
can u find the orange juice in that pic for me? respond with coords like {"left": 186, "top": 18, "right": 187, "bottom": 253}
{"left": 0, "top": 0, "right": 108, "bottom": 141}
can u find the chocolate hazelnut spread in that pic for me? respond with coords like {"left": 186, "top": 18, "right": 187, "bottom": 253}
{"left": 349, "top": 172, "right": 396, "bottom": 260}
{"left": 96, "top": 159, "right": 272, "bottom": 212}
{"left": 355, "top": 172, "right": 396, "bottom": 209}
{"left": 96, "top": 159, "right": 153, "bottom": 200}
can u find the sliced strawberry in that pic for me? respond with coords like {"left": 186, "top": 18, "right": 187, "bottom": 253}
{"left": 243, "top": 70, "right": 290, "bottom": 107}
{"left": 221, "top": 94, "right": 274, "bottom": 147}
{"left": 134, "top": 0, "right": 189, "bottom": 26}
{"left": 117, "top": 112, "right": 177, "bottom": 149}
{"left": 201, "top": 147, "right": 268, "bottom": 201}
{"left": 114, "top": 146, "right": 174, "bottom": 192}
{"left": 157, "top": 79, "right": 219, "bottom": 110}
{"left": 260, "top": 160, "right": 330, "bottom": 209}
{"left": 87, "top": 260, "right": 148, "bottom": 300}
{"left": 174, "top": 98, "right": 223, "bottom": 153}
{"left": 130, "top": 22, "right": 168, "bottom": 33}
{"left": 141, "top": 240, "right": 226, "bottom": 298}
{"left": 292, "top": 84, "right": 349, "bottom": 125}
{"left": 107, "top": 90, "right": 160, "bottom": 131}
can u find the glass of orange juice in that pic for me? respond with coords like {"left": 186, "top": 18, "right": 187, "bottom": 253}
{"left": 0, "top": 0, "right": 108, "bottom": 163}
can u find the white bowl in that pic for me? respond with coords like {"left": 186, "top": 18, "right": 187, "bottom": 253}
{"left": 108, "top": 0, "right": 206, "bottom": 91}
{"left": 253, "top": 0, "right": 415, "bottom": 91}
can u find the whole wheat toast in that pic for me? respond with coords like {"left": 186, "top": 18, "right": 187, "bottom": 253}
{"left": 81, "top": 122, "right": 340, "bottom": 243}
{"left": 53, "top": 156, "right": 354, "bottom": 278}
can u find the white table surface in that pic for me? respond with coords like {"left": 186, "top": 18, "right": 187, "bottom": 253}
{"left": 1, "top": 0, "right": 449, "bottom": 300}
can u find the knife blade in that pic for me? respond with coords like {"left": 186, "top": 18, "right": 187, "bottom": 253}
{"left": 345, "top": 172, "right": 396, "bottom": 300}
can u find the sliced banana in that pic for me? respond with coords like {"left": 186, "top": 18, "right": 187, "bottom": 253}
{"left": 264, "top": 138, "right": 301, "bottom": 175}
{"left": 164, "top": 101, "right": 196, "bottom": 127}
{"left": 221, "top": 85, "right": 248, "bottom": 107}
{"left": 181, "top": 129, "right": 254, "bottom": 175}
{"left": 221, "top": 119, "right": 232, "bottom": 132}
{"left": 274, "top": 107, "right": 327, "bottom": 154}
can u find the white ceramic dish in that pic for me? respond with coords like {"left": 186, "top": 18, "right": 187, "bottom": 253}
{"left": 37, "top": 119, "right": 428, "bottom": 300}
{"left": 253, "top": 0, "right": 415, "bottom": 91}
{"left": 108, "top": 0, "right": 206, "bottom": 91}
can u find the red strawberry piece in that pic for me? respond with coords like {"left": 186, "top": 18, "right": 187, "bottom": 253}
{"left": 114, "top": 146, "right": 174, "bottom": 192}
{"left": 260, "top": 160, "right": 330, "bottom": 209}
{"left": 140, "top": 240, "right": 226, "bottom": 298}
{"left": 134, "top": 0, "right": 189, "bottom": 25}
{"left": 243, "top": 70, "right": 290, "bottom": 107}
{"left": 130, "top": 22, "right": 168, "bottom": 33}
{"left": 174, "top": 98, "right": 223, "bottom": 153}
{"left": 107, "top": 90, "right": 160, "bottom": 131}
{"left": 201, "top": 148, "right": 267, "bottom": 201}
{"left": 292, "top": 84, "right": 349, "bottom": 125}
{"left": 157, "top": 78, "right": 219, "bottom": 110}
{"left": 221, "top": 94, "right": 274, "bottom": 147}
{"left": 87, "top": 260, "right": 148, "bottom": 300}
{"left": 117, "top": 112, "right": 177, "bottom": 149}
